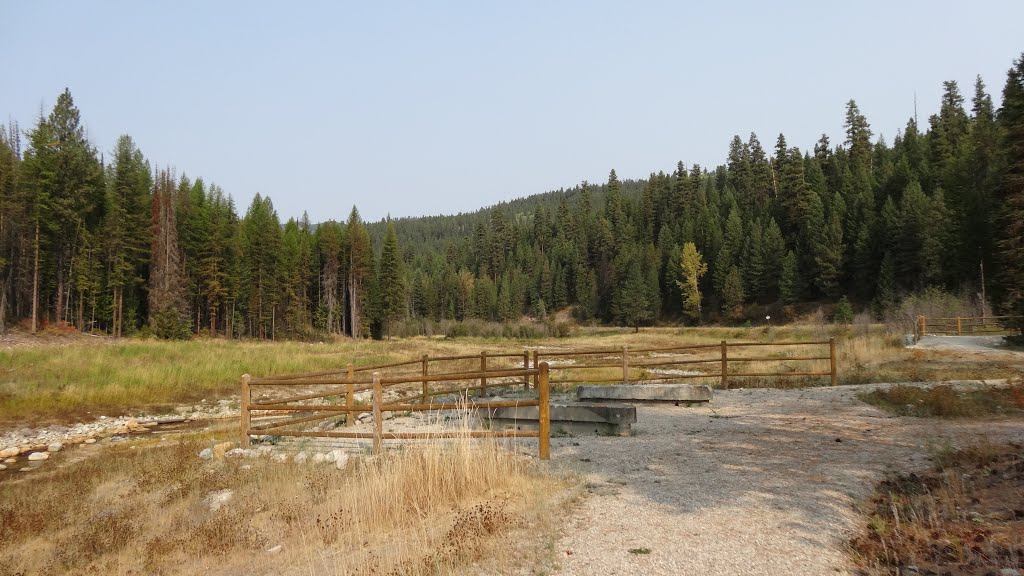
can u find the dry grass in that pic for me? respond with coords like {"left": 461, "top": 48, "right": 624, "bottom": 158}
{"left": 849, "top": 442, "right": 1024, "bottom": 575}
{"left": 0, "top": 427, "right": 573, "bottom": 576}
{"left": 2, "top": 324, "right": 1019, "bottom": 427}
{"left": 858, "top": 381, "right": 1024, "bottom": 418}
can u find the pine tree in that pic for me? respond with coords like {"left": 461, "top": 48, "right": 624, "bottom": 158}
{"left": 346, "top": 207, "right": 372, "bottom": 337}
{"left": 779, "top": 250, "right": 800, "bottom": 304}
{"left": 995, "top": 52, "right": 1024, "bottom": 328}
{"left": 721, "top": 265, "right": 745, "bottom": 321}
{"left": 377, "top": 219, "right": 404, "bottom": 337}
{"left": 149, "top": 170, "right": 189, "bottom": 339}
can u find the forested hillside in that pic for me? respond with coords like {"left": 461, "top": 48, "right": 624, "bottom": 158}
{"left": 2, "top": 53, "right": 1023, "bottom": 339}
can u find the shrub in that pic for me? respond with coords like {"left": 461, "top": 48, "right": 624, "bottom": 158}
{"left": 833, "top": 297, "right": 854, "bottom": 324}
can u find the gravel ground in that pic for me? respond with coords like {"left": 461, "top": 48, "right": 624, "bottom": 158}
{"left": 545, "top": 382, "right": 1024, "bottom": 576}
{"left": 911, "top": 334, "right": 1016, "bottom": 353}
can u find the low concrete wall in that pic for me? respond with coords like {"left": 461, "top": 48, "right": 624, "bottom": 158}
{"left": 576, "top": 384, "right": 713, "bottom": 405}
{"left": 488, "top": 402, "right": 637, "bottom": 437}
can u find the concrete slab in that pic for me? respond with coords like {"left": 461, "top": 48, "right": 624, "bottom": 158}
{"left": 488, "top": 402, "right": 637, "bottom": 436}
{"left": 576, "top": 384, "right": 713, "bottom": 404}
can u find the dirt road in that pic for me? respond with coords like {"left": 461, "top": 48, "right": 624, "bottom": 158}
{"left": 547, "top": 382, "right": 1024, "bottom": 575}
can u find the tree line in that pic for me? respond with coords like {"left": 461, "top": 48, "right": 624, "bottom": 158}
{"left": 1, "top": 52, "right": 1023, "bottom": 338}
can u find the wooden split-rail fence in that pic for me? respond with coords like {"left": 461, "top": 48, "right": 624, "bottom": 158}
{"left": 240, "top": 339, "right": 838, "bottom": 459}
{"left": 915, "top": 315, "right": 1023, "bottom": 341}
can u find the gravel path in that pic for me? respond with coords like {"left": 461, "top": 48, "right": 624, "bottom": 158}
{"left": 546, "top": 382, "right": 1024, "bottom": 576}
{"left": 912, "top": 334, "right": 1018, "bottom": 353}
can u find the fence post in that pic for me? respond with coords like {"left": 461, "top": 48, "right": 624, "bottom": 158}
{"left": 538, "top": 362, "right": 550, "bottom": 461}
{"left": 829, "top": 337, "right": 837, "bottom": 386}
{"left": 523, "top": 351, "right": 530, "bottom": 390}
{"left": 480, "top": 351, "right": 488, "bottom": 396}
{"left": 532, "top": 350, "right": 539, "bottom": 390}
{"left": 372, "top": 372, "right": 383, "bottom": 455}
{"left": 421, "top": 354, "right": 429, "bottom": 404}
{"left": 240, "top": 374, "right": 251, "bottom": 447}
{"left": 956, "top": 316, "right": 962, "bottom": 336}
{"left": 622, "top": 345, "right": 629, "bottom": 384}
{"left": 720, "top": 341, "right": 728, "bottom": 390}
{"left": 346, "top": 363, "right": 355, "bottom": 427}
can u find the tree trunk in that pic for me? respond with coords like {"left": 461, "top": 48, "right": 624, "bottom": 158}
{"left": 31, "top": 221, "right": 39, "bottom": 333}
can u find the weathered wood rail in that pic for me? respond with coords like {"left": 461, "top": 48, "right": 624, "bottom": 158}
{"left": 241, "top": 362, "right": 551, "bottom": 459}
{"left": 239, "top": 338, "right": 838, "bottom": 458}
{"left": 915, "top": 315, "right": 1023, "bottom": 341}
{"left": 532, "top": 338, "right": 837, "bottom": 390}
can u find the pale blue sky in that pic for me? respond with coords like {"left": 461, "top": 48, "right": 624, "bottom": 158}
{"left": 2, "top": 1, "right": 1022, "bottom": 222}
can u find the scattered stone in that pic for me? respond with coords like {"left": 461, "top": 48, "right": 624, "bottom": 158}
{"left": 84, "top": 438, "right": 97, "bottom": 444}
{"left": 198, "top": 448, "right": 214, "bottom": 461}
{"left": 27, "top": 452, "right": 49, "bottom": 461}
{"left": 266, "top": 544, "right": 283, "bottom": 555}
{"left": 294, "top": 451, "right": 308, "bottom": 465}
{"left": 271, "top": 453, "right": 289, "bottom": 464}
{"left": 202, "top": 489, "right": 234, "bottom": 512}
{"left": 19, "top": 467, "right": 32, "bottom": 472}
{"left": 999, "top": 569, "right": 1021, "bottom": 576}
{"left": 125, "top": 418, "right": 140, "bottom": 429}
{"left": 312, "top": 453, "right": 328, "bottom": 464}
{"left": 324, "top": 451, "right": 337, "bottom": 463}
{"left": 332, "top": 449, "right": 349, "bottom": 470}
{"left": 0, "top": 464, "right": 6, "bottom": 471}
{"left": 212, "top": 441, "right": 234, "bottom": 460}
{"left": 3, "top": 458, "right": 15, "bottom": 464}
{"left": 0, "top": 447, "right": 18, "bottom": 458}
{"left": 47, "top": 442, "right": 63, "bottom": 453}
{"left": 255, "top": 446, "right": 273, "bottom": 458}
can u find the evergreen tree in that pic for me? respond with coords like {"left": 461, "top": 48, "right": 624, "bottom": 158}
{"left": 377, "top": 220, "right": 404, "bottom": 337}
{"left": 995, "top": 52, "right": 1024, "bottom": 327}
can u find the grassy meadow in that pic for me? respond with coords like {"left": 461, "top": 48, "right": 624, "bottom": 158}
{"left": 1, "top": 322, "right": 1021, "bottom": 427}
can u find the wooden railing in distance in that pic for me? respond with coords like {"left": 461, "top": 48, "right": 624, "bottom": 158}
{"left": 532, "top": 338, "right": 837, "bottom": 390}
{"left": 915, "top": 315, "right": 1023, "bottom": 341}
{"left": 241, "top": 363, "right": 551, "bottom": 460}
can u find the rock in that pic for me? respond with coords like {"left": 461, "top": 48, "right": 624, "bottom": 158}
{"left": 225, "top": 448, "right": 249, "bottom": 459}
{"left": 999, "top": 569, "right": 1021, "bottom": 576}
{"left": 332, "top": 450, "right": 349, "bottom": 470}
{"left": 312, "top": 453, "right": 328, "bottom": 464}
{"left": 125, "top": 418, "right": 140, "bottom": 429}
{"left": 47, "top": 442, "right": 63, "bottom": 453}
{"left": 324, "top": 451, "right": 337, "bottom": 463}
{"left": 270, "top": 453, "right": 288, "bottom": 464}
{"left": 294, "top": 451, "right": 308, "bottom": 465}
{"left": 27, "top": 452, "right": 49, "bottom": 461}
{"left": 0, "top": 464, "right": 6, "bottom": 471}
{"left": 202, "top": 489, "right": 234, "bottom": 512}
{"left": 84, "top": 438, "right": 97, "bottom": 444}
{"left": 114, "top": 426, "right": 130, "bottom": 435}
{"left": 255, "top": 446, "right": 273, "bottom": 458}
{"left": 266, "top": 544, "right": 283, "bottom": 555}
{"left": 212, "top": 442, "right": 234, "bottom": 460}
{"left": 0, "top": 447, "right": 18, "bottom": 458}
{"left": 3, "top": 458, "right": 15, "bottom": 464}
{"left": 198, "top": 448, "right": 214, "bottom": 461}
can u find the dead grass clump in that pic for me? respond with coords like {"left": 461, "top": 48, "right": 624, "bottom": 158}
{"left": 849, "top": 442, "right": 1024, "bottom": 575}
{"left": 0, "top": 432, "right": 570, "bottom": 576}
{"left": 858, "top": 382, "right": 1024, "bottom": 418}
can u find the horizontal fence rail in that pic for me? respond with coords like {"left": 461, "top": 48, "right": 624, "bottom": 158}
{"left": 242, "top": 363, "right": 551, "bottom": 460}
{"left": 915, "top": 315, "right": 1023, "bottom": 341}
{"left": 240, "top": 338, "right": 839, "bottom": 458}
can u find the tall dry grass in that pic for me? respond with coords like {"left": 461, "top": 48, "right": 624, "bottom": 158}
{"left": 0, "top": 426, "right": 572, "bottom": 576}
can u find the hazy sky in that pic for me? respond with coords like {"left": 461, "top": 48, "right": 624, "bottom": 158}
{"left": 2, "top": 1, "right": 1022, "bottom": 223}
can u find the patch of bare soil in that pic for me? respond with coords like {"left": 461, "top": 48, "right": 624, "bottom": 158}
{"left": 0, "top": 325, "right": 108, "bottom": 349}
{"left": 850, "top": 442, "right": 1024, "bottom": 575}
